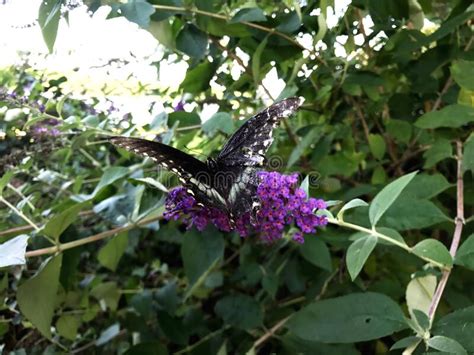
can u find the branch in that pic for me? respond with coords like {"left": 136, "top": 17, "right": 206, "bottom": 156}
{"left": 25, "top": 215, "right": 163, "bottom": 258}
{"left": 427, "top": 140, "right": 465, "bottom": 321}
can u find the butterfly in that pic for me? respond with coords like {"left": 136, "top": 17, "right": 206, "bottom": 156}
{"left": 109, "top": 97, "right": 303, "bottom": 223}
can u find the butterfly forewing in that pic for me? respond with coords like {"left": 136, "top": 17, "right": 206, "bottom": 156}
{"left": 217, "top": 97, "right": 303, "bottom": 167}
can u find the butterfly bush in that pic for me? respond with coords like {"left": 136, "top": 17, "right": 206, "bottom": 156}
{"left": 163, "top": 171, "right": 327, "bottom": 243}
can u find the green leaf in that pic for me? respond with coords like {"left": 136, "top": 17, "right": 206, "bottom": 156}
{"left": 428, "top": 336, "right": 468, "bottom": 355}
{"left": 181, "top": 229, "right": 224, "bottom": 297}
{"left": 17, "top": 254, "right": 63, "bottom": 339}
{"left": 38, "top": 0, "right": 62, "bottom": 53}
{"left": 0, "top": 171, "right": 14, "bottom": 196}
{"left": 369, "top": 171, "right": 417, "bottom": 227}
{"left": 202, "top": 112, "right": 235, "bottom": 136}
{"left": 463, "top": 134, "right": 474, "bottom": 174}
{"left": 98, "top": 232, "right": 129, "bottom": 272}
{"left": 415, "top": 104, "right": 474, "bottom": 129}
{"left": 56, "top": 315, "right": 80, "bottom": 340}
{"left": 412, "top": 239, "right": 453, "bottom": 267}
{"left": 0, "top": 234, "right": 29, "bottom": 267}
{"left": 215, "top": 294, "right": 263, "bottom": 330}
{"left": 406, "top": 275, "right": 436, "bottom": 318}
{"left": 120, "top": 0, "right": 155, "bottom": 28}
{"left": 151, "top": 0, "right": 183, "bottom": 21}
{"left": 346, "top": 234, "right": 377, "bottom": 280}
{"left": 386, "top": 119, "right": 413, "bottom": 144}
{"left": 432, "top": 306, "right": 474, "bottom": 352}
{"left": 300, "top": 237, "right": 332, "bottom": 271}
{"left": 390, "top": 336, "right": 421, "bottom": 350}
{"left": 181, "top": 62, "right": 216, "bottom": 94}
{"left": 43, "top": 202, "right": 89, "bottom": 241}
{"left": 94, "top": 167, "right": 130, "bottom": 195}
{"left": 230, "top": 8, "right": 266, "bottom": 23}
{"left": 337, "top": 198, "right": 368, "bottom": 220}
{"left": 451, "top": 60, "right": 474, "bottom": 91}
{"left": 91, "top": 281, "right": 121, "bottom": 311}
{"left": 131, "top": 177, "right": 168, "bottom": 192}
{"left": 124, "top": 342, "right": 168, "bottom": 355}
{"left": 252, "top": 36, "right": 268, "bottom": 86}
{"left": 168, "top": 111, "right": 200, "bottom": 128}
{"left": 455, "top": 234, "right": 474, "bottom": 271}
{"left": 375, "top": 227, "right": 407, "bottom": 246}
{"left": 287, "top": 128, "right": 323, "bottom": 168}
{"left": 287, "top": 292, "right": 408, "bottom": 343}
{"left": 368, "top": 134, "right": 386, "bottom": 160}
{"left": 176, "top": 24, "right": 208, "bottom": 58}
{"left": 423, "top": 139, "right": 453, "bottom": 168}
{"left": 401, "top": 173, "right": 452, "bottom": 199}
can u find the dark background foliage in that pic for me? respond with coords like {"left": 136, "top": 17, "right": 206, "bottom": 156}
{"left": 0, "top": 0, "right": 473, "bottom": 354}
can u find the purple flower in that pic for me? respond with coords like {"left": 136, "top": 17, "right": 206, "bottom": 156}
{"left": 163, "top": 172, "right": 327, "bottom": 243}
{"left": 174, "top": 101, "right": 185, "bottom": 112}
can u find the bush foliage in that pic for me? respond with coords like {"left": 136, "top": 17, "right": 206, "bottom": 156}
{"left": 0, "top": 0, "right": 473, "bottom": 354}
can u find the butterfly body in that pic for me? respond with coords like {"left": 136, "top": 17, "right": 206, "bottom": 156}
{"left": 110, "top": 97, "right": 303, "bottom": 222}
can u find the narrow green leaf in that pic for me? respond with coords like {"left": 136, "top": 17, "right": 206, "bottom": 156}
{"left": 300, "top": 238, "right": 332, "bottom": 271}
{"left": 252, "top": 36, "right": 268, "bottom": 87}
{"left": 98, "top": 232, "right": 129, "bottom": 272}
{"left": 38, "top": 0, "right": 62, "bottom": 53}
{"left": 0, "top": 171, "right": 14, "bottom": 196}
{"left": 287, "top": 128, "right": 323, "bottom": 168}
{"left": 415, "top": 104, "right": 474, "bottom": 129}
{"left": 230, "top": 8, "right": 266, "bottom": 23}
{"left": 287, "top": 292, "right": 408, "bottom": 343}
{"left": 412, "top": 239, "right": 453, "bottom": 267}
{"left": 17, "top": 254, "right": 63, "bottom": 339}
{"left": 463, "top": 134, "right": 474, "bottom": 174}
{"left": 346, "top": 234, "right": 377, "bottom": 280}
{"left": 215, "top": 294, "right": 263, "bottom": 330}
{"left": 337, "top": 198, "right": 368, "bottom": 220}
{"left": 390, "top": 336, "right": 421, "bottom": 350}
{"left": 428, "top": 335, "right": 468, "bottom": 355}
{"left": 455, "top": 234, "right": 474, "bottom": 271}
{"left": 43, "top": 202, "right": 89, "bottom": 241}
{"left": 131, "top": 177, "right": 168, "bottom": 192}
{"left": 369, "top": 171, "right": 417, "bottom": 227}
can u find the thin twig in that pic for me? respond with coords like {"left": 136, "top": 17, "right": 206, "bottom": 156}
{"left": 427, "top": 141, "right": 464, "bottom": 321}
{"left": 0, "top": 196, "right": 40, "bottom": 232}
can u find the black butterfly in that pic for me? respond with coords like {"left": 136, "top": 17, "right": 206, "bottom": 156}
{"left": 109, "top": 97, "right": 303, "bottom": 223}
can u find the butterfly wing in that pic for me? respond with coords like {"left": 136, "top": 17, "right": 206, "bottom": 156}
{"left": 109, "top": 137, "right": 228, "bottom": 209}
{"left": 217, "top": 97, "right": 303, "bottom": 167}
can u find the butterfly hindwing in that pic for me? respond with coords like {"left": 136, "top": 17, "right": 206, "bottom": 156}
{"left": 217, "top": 97, "right": 302, "bottom": 167}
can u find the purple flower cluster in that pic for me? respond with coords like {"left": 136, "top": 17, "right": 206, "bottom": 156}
{"left": 163, "top": 172, "right": 327, "bottom": 243}
{"left": 31, "top": 118, "right": 61, "bottom": 139}
{"left": 0, "top": 89, "right": 45, "bottom": 113}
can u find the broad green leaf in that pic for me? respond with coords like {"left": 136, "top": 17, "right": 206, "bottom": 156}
{"left": 463, "top": 134, "right": 474, "bottom": 174}
{"left": 287, "top": 128, "right": 323, "bottom": 168}
{"left": 428, "top": 335, "right": 468, "bottom": 355}
{"left": 375, "top": 227, "right": 407, "bottom": 246}
{"left": 38, "top": 0, "right": 62, "bottom": 53}
{"left": 43, "top": 202, "right": 89, "bottom": 241}
{"left": 0, "top": 235, "right": 29, "bottom": 267}
{"left": 415, "top": 104, "right": 474, "bottom": 129}
{"left": 432, "top": 306, "right": 474, "bottom": 352}
{"left": 386, "top": 119, "right": 412, "bottom": 144}
{"left": 0, "top": 171, "right": 14, "bottom": 196}
{"left": 381, "top": 198, "right": 450, "bottom": 230}
{"left": 202, "top": 112, "right": 235, "bottom": 136}
{"left": 276, "top": 11, "right": 301, "bottom": 33}
{"left": 337, "top": 198, "right": 368, "bottom": 220}
{"left": 368, "top": 134, "right": 386, "bottom": 160}
{"left": 215, "top": 294, "right": 263, "bottom": 330}
{"left": 181, "top": 229, "right": 224, "bottom": 297}
{"left": 56, "top": 315, "right": 80, "bottom": 340}
{"left": 300, "top": 237, "right": 332, "bottom": 271}
{"left": 91, "top": 282, "right": 121, "bottom": 311}
{"left": 98, "top": 232, "right": 129, "bottom": 272}
{"left": 406, "top": 275, "right": 436, "bottom": 318}
{"left": 371, "top": 165, "right": 387, "bottom": 185}
{"left": 168, "top": 111, "right": 200, "bottom": 127}
{"left": 94, "top": 167, "right": 130, "bottom": 194}
{"left": 423, "top": 138, "right": 453, "bottom": 168}
{"left": 346, "top": 234, "right": 377, "bottom": 280}
{"left": 401, "top": 173, "right": 452, "bottom": 199}
{"left": 120, "top": 0, "right": 155, "bottom": 28}
{"left": 230, "top": 8, "right": 266, "bottom": 23}
{"left": 17, "top": 254, "right": 63, "bottom": 339}
{"left": 252, "top": 36, "right": 268, "bottom": 86}
{"left": 287, "top": 292, "right": 408, "bottom": 343}
{"left": 455, "top": 234, "right": 474, "bottom": 271}
{"left": 282, "top": 333, "right": 360, "bottom": 355}
{"left": 181, "top": 62, "right": 216, "bottom": 94}
{"left": 451, "top": 60, "right": 474, "bottom": 91}
{"left": 412, "top": 239, "right": 453, "bottom": 267}
{"left": 369, "top": 171, "right": 417, "bottom": 227}
{"left": 176, "top": 24, "right": 208, "bottom": 59}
